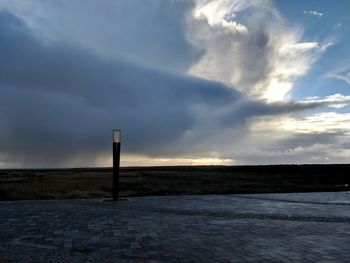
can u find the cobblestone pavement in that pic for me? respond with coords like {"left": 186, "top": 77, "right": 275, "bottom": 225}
{"left": 1, "top": 192, "right": 350, "bottom": 262}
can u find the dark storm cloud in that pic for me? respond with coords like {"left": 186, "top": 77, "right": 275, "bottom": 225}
{"left": 0, "top": 11, "right": 237, "bottom": 166}
{"left": 0, "top": 12, "right": 338, "bottom": 167}
{"left": 219, "top": 99, "right": 336, "bottom": 128}
{"left": 264, "top": 133, "right": 338, "bottom": 152}
{"left": 5, "top": 0, "right": 201, "bottom": 72}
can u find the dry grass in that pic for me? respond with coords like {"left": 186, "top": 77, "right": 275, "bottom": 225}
{"left": 0, "top": 165, "right": 349, "bottom": 200}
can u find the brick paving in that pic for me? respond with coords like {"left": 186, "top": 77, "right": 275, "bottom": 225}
{"left": 1, "top": 192, "right": 350, "bottom": 262}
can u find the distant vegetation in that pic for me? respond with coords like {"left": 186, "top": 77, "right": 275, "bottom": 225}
{"left": 0, "top": 165, "right": 349, "bottom": 200}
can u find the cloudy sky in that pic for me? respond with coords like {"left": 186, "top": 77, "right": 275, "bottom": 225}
{"left": 0, "top": 0, "right": 349, "bottom": 168}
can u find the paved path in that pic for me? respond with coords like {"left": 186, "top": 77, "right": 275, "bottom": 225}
{"left": 1, "top": 192, "right": 350, "bottom": 262}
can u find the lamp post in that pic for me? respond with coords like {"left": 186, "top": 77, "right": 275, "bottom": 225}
{"left": 113, "top": 129, "right": 121, "bottom": 201}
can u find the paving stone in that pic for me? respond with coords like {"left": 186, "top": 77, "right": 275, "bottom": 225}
{"left": 1, "top": 192, "right": 350, "bottom": 262}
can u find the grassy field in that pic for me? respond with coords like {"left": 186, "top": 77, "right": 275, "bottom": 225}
{"left": 0, "top": 165, "right": 350, "bottom": 200}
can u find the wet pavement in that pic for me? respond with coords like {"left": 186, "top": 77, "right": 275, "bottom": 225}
{"left": 1, "top": 192, "right": 350, "bottom": 262}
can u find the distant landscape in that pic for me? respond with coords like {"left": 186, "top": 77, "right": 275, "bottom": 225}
{"left": 0, "top": 165, "right": 349, "bottom": 200}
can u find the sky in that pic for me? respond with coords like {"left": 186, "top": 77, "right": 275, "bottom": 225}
{"left": 0, "top": 0, "right": 349, "bottom": 168}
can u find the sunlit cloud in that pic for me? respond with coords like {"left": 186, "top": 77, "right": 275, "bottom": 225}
{"left": 227, "top": 112, "right": 350, "bottom": 164}
{"left": 192, "top": 0, "right": 249, "bottom": 33}
{"left": 188, "top": 0, "right": 332, "bottom": 102}
{"left": 121, "top": 154, "right": 234, "bottom": 166}
{"left": 302, "top": 94, "right": 350, "bottom": 108}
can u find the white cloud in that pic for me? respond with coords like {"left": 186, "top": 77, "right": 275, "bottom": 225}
{"left": 277, "top": 112, "right": 350, "bottom": 134}
{"left": 327, "top": 73, "right": 350, "bottom": 85}
{"left": 303, "top": 10, "right": 323, "bottom": 17}
{"left": 187, "top": 0, "right": 331, "bottom": 102}
{"left": 193, "top": 0, "right": 249, "bottom": 33}
{"left": 225, "top": 111, "right": 350, "bottom": 164}
{"left": 326, "top": 64, "right": 350, "bottom": 85}
{"left": 302, "top": 93, "right": 350, "bottom": 108}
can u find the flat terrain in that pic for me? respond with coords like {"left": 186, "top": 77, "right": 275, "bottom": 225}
{"left": 1, "top": 192, "right": 350, "bottom": 262}
{"left": 1, "top": 165, "right": 350, "bottom": 200}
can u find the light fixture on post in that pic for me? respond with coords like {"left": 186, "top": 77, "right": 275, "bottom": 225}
{"left": 113, "top": 129, "right": 121, "bottom": 201}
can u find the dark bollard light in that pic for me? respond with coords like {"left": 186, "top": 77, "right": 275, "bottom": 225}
{"left": 113, "top": 129, "right": 121, "bottom": 201}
